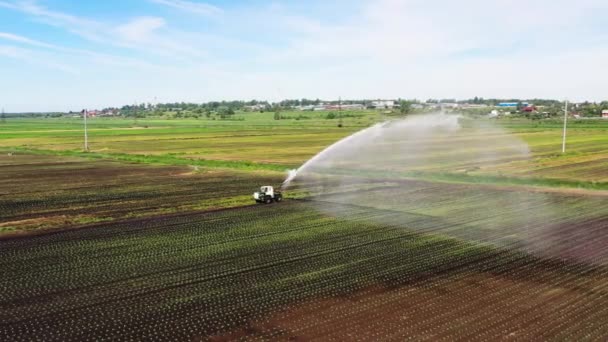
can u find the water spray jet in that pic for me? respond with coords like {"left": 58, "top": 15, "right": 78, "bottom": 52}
{"left": 281, "top": 112, "right": 604, "bottom": 266}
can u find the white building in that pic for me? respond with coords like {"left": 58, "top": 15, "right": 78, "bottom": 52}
{"left": 371, "top": 100, "right": 395, "bottom": 109}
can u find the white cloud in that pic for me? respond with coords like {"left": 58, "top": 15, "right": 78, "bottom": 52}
{"left": 0, "top": 1, "right": 206, "bottom": 59}
{"left": 2, "top": 0, "right": 608, "bottom": 111}
{"left": 234, "top": 0, "right": 607, "bottom": 102}
{"left": 264, "top": 0, "right": 606, "bottom": 66}
{"left": 0, "top": 44, "right": 23, "bottom": 58}
{"left": 0, "top": 31, "right": 182, "bottom": 75}
{"left": 115, "top": 17, "right": 166, "bottom": 42}
{"left": 11, "top": 0, "right": 106, "bottom": 43}
{"left": 0, "top": 44, "right": 79, "bottom": 74}
{"left": 0, "top": 32, "right": 57, "bottom": 49}
{"left": 149, "top": 0, "right": 222, "bottom": 16}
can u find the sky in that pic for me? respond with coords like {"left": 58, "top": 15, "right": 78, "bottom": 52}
{"left": 0, "top": 0, "right": 607, "bottom": 112}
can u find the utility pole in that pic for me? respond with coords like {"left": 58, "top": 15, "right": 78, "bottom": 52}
{"left": 562, "top": 100, "right": 568, "bottom": 153}
{"left": 83, "top": 109, "right": 89, "bottom": 151}
{"left": 338, "top": 96, "right": 343, "bottom": 127}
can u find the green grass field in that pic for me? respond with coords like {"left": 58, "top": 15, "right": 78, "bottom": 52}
{"left": 2, "top": 113, "right": 606, "bottom": 184}
{"left": 0, "top": 112, "right": 370, "bottom": 166}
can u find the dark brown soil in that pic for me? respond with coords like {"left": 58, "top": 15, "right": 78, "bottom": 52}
{"left": 219, "top": 269, "right": 608, "bottom": 341}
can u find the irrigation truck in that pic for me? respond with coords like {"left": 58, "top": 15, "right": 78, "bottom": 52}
{"left": 253, "top": 186, "right": 283, "bottom": 204}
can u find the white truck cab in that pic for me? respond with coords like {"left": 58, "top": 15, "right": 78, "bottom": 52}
{"left": 254, "top": 186, "right": 283, "bottom": 204}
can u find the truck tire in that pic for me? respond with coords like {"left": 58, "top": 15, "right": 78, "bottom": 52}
{"left": 275, "top": 195, "right": 282, "bottom": 202}
{"left": 264, "top": 197, "right": 272, "bottom": 204}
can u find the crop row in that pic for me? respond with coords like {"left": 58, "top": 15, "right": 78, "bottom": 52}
{"left": 0, "top": 156, "right": 282, "bottom": 233}
{"left": 1, "top": 199, "right": 607, "bottom": 340}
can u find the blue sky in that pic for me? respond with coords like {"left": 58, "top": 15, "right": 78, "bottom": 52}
{"left": 1, "top": 0, "right": 607, "bottom": 112}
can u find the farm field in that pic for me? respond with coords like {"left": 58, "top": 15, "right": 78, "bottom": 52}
{"left": 301, "top": 178, "right": 608, "bottom": 263}
{"left": 1, "top": 115, "right": 607, "bottom": 186}
{"left": 0, "top": 113, "right": 371, "bottom": 166}
{"left": 1, "top": 201, "right": 607, "bottom": 340}
{"left": 1, "top": 114, "right": 607, "bottom": 340}
{"left": 2, "top": 0, "right": 607, "bottom": 339}
{"left": 0, "top": 154, "right": 282, "bottom": 234}
{"left": 486, "top": 120, "right": 608, "bottom": 183}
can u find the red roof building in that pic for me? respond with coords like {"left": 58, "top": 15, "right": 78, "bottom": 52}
{"left": 522, "top": 106, "right": 537, "bottom": 112}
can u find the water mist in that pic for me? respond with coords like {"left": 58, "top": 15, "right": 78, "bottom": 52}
{"left": 283, "top": 113, "right": 607, "bottom": 266}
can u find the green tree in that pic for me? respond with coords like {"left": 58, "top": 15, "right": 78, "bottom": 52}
{"left": 399, "top": 100, "right": 412, "bottom": 114}
{"left": 218, "top": 106, "right": 234, "bottom": 116}
{"left": 273, "top": 105, "right": 282, "bottom": 120}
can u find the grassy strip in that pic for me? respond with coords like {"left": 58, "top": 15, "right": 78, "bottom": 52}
{"left": 408, "top": 171, "right": 608, "bottom": 191}
{"left": 5, "top": 147, "right": 295, "bottom": 172}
